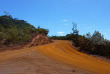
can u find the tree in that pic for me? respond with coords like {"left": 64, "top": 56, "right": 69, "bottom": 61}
{"left": 0, "top": 14, "right": 49, "bottom": 45}
{"left": 71, "top": 22, "right": 79, "bottom": 47}
{"left": 85, "top": 32, "right": 91, "bottom": 39}
{"left": 91, "top": 31, "right": 104, "bottom": 45}
{"left": 72, "top": 22, "right": 79, "bottom": 35}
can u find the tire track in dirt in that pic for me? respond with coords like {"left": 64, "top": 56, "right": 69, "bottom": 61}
{"left": 0, "top": 40, "right": 110, "bottom": 74}
{"left": 37, "top": 40, "right": 110, "bottom": 74}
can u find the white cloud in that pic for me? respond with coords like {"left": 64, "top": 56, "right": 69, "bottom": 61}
{"left": 62, "top": 19, "right": 68, "bottom": 22}
{"left": 58, "top": 32, "right": 64, "bottom": 33}
{"left": 57, "top": 32, "right": 64, "bottom": 35}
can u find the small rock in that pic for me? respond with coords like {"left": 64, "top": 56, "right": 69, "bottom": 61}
{"left": 72, "top": 70, "right": 75, "bottom": 72}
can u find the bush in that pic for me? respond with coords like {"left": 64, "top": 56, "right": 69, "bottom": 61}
{"left": 0, "top": 15, "right": 49, "bottom": 45}
{"left": 50, "top": 36, "right": 67, "bottom": 40}
{"left": 76, "top": 31, "right": 110, "bottom": 57}
{"left": 36, "top": 26, "right": 49, "bottom": 35}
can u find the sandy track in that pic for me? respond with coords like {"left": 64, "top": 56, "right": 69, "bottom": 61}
{"left": 0, "top": 40, "right": 110, "bottom": 74}
{"left": 37, "top": 40, "right": 110, "bottom": 74}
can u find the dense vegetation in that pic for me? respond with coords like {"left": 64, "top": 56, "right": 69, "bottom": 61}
{"left": 50, "top": 23, "right": 110, "bottom": 57}
{"left": 50, "top": 36, "right": 67, "bottom": 40}
{"left": 77, "top": 31, "right": 110, "bottom": 57}
{"left": 0, "top": 15, "right": 49, "bottom": 45}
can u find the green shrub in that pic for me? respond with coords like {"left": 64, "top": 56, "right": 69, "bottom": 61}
{"left": 0, "top": 15, "right": 49, "bottom": 45}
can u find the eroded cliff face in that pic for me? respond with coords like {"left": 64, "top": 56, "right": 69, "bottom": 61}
{"left": 26, "top": 34, "right": 52, "bottom": 47}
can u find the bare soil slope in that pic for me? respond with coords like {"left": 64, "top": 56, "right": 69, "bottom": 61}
{"left": 0, "top": 34, "right": 51, "bottom": 52}
{"left": 0, "top": 40, "right": 110, "bottom": 74}
{"left": 24, "top": 34, "right": 52, "bottom": 48}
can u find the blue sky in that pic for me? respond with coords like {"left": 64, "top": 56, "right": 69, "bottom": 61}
{"left": 0, "top": 0, "right": 110, "bottom": 39}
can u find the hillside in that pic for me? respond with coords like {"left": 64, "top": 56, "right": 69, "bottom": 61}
{"left": 0, "top": 15, "right": 50, "bottom": 51}
{"left": 0, "top": 40, "right": 110, "bottom": 74}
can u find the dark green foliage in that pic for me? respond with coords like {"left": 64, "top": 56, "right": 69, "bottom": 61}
{"left": 91, "top": 31, "right": 104, "bottom": 45}
{"left": 77, "top": 31, "right": 110, "bottom": 57}
{"left": 35, "top": 26, "right": 49, "bottom": 35}
{"left": 0, "top": 15, "right": 49, "bottom": 45}
{"left": 66, "top": 34, "right": 79, "bottom": 47}
{"left": 78, "top": 36, "right": 93, "bottom": 52}
{"left": 70, "top": 23, "right": 110, "bottom": 57}
{"left": 50, "top": 36, "right": 67, "bottom": 40}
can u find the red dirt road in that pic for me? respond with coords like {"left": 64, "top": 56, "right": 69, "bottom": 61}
{"left": 0, "top": 40, "right": 110, "bottom": 74}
